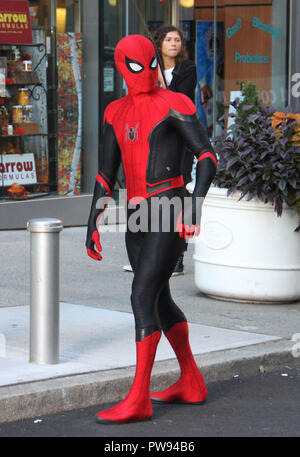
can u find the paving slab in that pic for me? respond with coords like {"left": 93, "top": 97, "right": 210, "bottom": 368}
{"left": 0, "top": 303, "right": 282, "bottom": 387}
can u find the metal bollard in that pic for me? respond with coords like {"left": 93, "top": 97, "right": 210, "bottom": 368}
{"left": 27, "top": 218, "right": 63, "bottom": 364}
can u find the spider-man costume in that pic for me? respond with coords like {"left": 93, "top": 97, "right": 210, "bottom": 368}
{"left": 86, "top": 35, "right": 217, "bottom": 424}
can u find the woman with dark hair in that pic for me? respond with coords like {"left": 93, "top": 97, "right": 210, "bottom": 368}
{"left": 154, "top": 25, "right": 196, "bottom": 101}
{"left": 154, "top": 25, "right": 197, "bottom": 275}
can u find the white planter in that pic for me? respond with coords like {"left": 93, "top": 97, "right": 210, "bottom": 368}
{"left": 194, "top": 187, "right": 300, "bottom": 303}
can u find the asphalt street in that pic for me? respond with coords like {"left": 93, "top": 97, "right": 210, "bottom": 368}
{"left": 1, "top": 364, "right": 299, "bottom": 439}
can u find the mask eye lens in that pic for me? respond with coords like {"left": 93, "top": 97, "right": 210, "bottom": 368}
{"left": 150, "top": 56, "right": 158, "bottom": 70}
{"left": 129, "top": 62, "right": 143, "bottom": 72}
{"left": 125, "top": 57, "right": 144, "bottom": 73}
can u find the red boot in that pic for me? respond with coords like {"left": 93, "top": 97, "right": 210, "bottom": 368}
{"left": 95, "top": 331, "right": 161, "bottom": 424}
{"left": 151, "top": 322, "right": 207, "bottom": 404}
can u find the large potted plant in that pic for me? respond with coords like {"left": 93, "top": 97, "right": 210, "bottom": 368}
{"left": 194, "top": 82, "right": 300, "bottom": 303}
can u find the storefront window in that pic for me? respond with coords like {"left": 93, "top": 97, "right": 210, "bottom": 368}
{"left": 28, "top": 0, "right": 51, "bottom": 27}
{"left": 0, "top": 0, "right": 293, "bottom": 227}
{"left": 178, "top": 0, "right": 196, "bottom": 62}
{"left": 0, "top": 0, "right": 82, "bottom": 202}
{"left": 194, "top": 0, "right": 289, "bottom": 137}
{"left": 103, "top": 0, "right": 126, "bottom": 110}
{"left": 56, "top": 0, "right": 82, "bottom": 195}
{"left": 0, "top": 1, "right": 52, "bottom": 201}
{"left": 56, "top": 0, "right": 81, "bottom": 33}
{"left": 102, "top": 0, "right": 170, "bottom": 112}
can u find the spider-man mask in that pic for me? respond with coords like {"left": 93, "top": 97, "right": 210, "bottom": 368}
{"left": 114, "top": 35, "right": 158, "bottom": 96}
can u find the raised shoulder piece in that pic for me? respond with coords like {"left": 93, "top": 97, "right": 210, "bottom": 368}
{"left": 170, "top": 92, "right": 196, "bottom": 116}
{"left": 156, "top": 89, "right": 196, "bottom": 116}
{"left": 168, "top": 107, "right": 200, "bottom": 123}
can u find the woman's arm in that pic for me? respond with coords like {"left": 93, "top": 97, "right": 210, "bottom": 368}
{"left": 169, "top": 61, "right": 197, "bottom": 101}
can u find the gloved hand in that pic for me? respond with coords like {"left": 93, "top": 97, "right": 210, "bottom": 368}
{"left": 86, "top": 177, "right": 111, "bottom": 261}
{"left": 176, "top": 216, "right": 201, "bottom": 239}
{"left": 176, "top": 152, "right": 217, "bottom": 240}
{"left": 86, "top": 229, "right": 102, "bottom": 261}
{"left": 176, "top": 196, "right": 204, "bottom": 240}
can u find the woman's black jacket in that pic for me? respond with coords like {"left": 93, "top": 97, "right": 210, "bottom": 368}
{"left": 168, "top": 59, "right": 197, "bottom": 103}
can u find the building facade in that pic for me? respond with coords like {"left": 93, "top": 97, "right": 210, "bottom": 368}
{"left": 0, "top": 0, "right": 299, "bottom": 229}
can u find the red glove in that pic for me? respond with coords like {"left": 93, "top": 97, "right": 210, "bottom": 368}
{"left": 176, "top": 211, "right": 201, "bottom": 240}
{"left": 86, "top": 230, "right": 102, "bottom": 261}
{"left": 86, "top": 174, "right": 112, "bottom": 261}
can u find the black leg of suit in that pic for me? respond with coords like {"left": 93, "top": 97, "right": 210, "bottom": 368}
{"left": 125, "top": 190, "right": 187, "bottom": 341}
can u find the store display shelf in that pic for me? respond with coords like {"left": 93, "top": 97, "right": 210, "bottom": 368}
{"left": 21, "top": 43, "right": 45, "bottom": 48}
{"left": 1, "top": 43, "right": 45, "bottom": 48}
{"left": 7, "top": 82, "right": 43, "bottom": 87}
{"left": 1, "top": 133, "right": 48, "bottom": 138}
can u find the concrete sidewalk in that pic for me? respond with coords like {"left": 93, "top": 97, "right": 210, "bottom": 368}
{"left": 0, "top": 225, "right": 299, "bottom": 423}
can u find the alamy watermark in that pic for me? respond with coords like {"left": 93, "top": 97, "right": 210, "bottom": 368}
{"left": 291, "top": 73, "right": 300, "bottom": 98}
{"left": 291, "top": 333, "right": 300, "bottom": 358}
{"left": 96, "top": 190, "right": 203, "bottom": 241}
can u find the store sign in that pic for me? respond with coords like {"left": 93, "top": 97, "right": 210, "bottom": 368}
{"left": 226, "top": 18, "right": 242, "bottom": 39}
{"left": 0, "top": 154, "right": 37, "bottom": 186}
{"left": 104, "top": 66, "right": 114, "bottom": 92}
{"left": 252, "top": 16, "right": 282, "bottom": 39}
{"left": 234, "top": 52, "right": 269, "bottom": 64}
{"left": 0, "top": 1, "right": 32, "bottom": 44}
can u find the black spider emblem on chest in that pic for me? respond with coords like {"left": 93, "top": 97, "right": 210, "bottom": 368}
{"left": 125, "top": 123, "right": 139, "bottom": 142}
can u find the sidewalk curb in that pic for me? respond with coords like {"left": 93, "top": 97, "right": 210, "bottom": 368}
{"left": 0, "top": 338, "right": 296, "bottom": 424}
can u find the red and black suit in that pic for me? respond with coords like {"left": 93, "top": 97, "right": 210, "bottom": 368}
{"left": 86, "top": 35, "right": 217, "bottom": 424}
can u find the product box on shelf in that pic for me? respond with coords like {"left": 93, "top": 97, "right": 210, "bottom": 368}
{"left": 7, "top": 60, "right": 40, "bottom": 85}
{"left": 13, "top": 122, "right": 39, "bottom": 134}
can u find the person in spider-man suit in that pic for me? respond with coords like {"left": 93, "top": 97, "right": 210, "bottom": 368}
{"left": 86, "top": 35, "right": 217, "bottom": 424}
